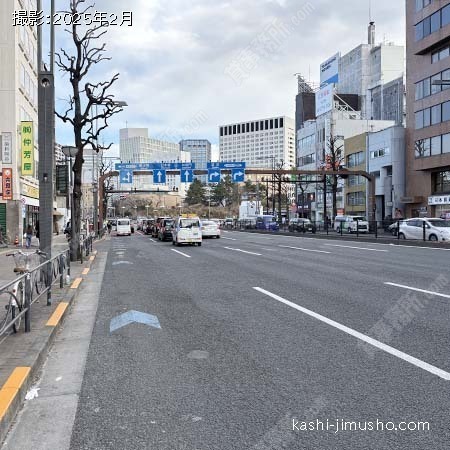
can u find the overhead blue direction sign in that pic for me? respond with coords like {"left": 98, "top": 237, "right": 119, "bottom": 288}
{"left": 120, "top": 169, "right": 133, "bottom": 184}
{"left": 153, "top": 169, "right": 166, "bottom": 184}
{"left": 232, "top": 168, "right": 245, "bottom": 183}
{"left": 207, "top": 161, "right": 246, "bottom": 170}
{"left": 208, "top": 168, "right": 221, "bottom": 183}
{"left": 181, "top": 169, "right": 193, "bottom": 183}
{"left": 116, "top": 162, "right": 195, "bottom": 171}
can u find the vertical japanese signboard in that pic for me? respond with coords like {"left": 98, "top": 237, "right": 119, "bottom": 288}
{"left": 2, "top": 168, "right": 13, "bottom": 200}
{"left": 21, "top": 121, "right": 34, "bottom": 176}
{"left": 1, "top": 132, "right": 12, "bottom": 164}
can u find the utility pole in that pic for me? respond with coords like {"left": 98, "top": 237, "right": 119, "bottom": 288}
{"left": 38, "top": 0, "right": 55, "bottom": 303}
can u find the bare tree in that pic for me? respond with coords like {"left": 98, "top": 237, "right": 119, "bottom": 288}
{"left": 55, "top": 0, "right": 124, "bottom": 259}
{"left": 99, "top": 157, "right": 115, "bottom": 220}
{"left": 324, "top": 135, "right": 344, "bottom": 220}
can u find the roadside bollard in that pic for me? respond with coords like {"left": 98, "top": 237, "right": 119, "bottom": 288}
{"left": 24, "top": 273, "right": 32, "bottom": 332}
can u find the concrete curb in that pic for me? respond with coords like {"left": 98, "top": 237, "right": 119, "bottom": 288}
{"left": 0, "top": 253, "right": 99, "bottom": 445}
{"left": 231, "top": 229, "right": 450, "bottom": 249}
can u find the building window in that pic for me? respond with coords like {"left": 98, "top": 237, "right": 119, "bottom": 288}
{"left": 347, "top": 151, "right": 365, "bottom": 168}
{"left": 280, "top": 117, "right": 284, "bottom": 128}
{"left": 265, "top": 120, "right": 269, "bottom": 130}
{"left": 443, "top": 4, "right": 450, "bottom": 27}
{"left": 432, "top": 104, "right": 442, "bottom": 125}
{"left": 415, "top": 110, "right": 424, "bottom": 129}
{"left": 431, "top": 10, "right": 441, "bottom": 33}
{"left": 347, "top": 191, "right": 365, "bottom": 206}
{"left": 233, "top": 125, "right": 236, "bottom": 135}
{"left": 433, "top": 170, "right": 450, "bottom": 194}
{"left": 417, "top": 4, "right": 450, "bottom": 41}
{"left": 416, "top": 0, "right": 432, "bottom": 12}
{"left": 431, "top": 135, "right": 442, "bottom": 155}
{"left": 220, "top": 127, "right": 223, "bottom": 137}
{"left": 443, "top": 133, "right": 450, "bottom": 153}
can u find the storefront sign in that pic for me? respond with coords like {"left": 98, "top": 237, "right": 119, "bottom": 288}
{"left": 21, "top": 121, "right": 34, "bottom": 176}
{"left": 22, "top": 183, "right": 39, "bottom": 199}
{"left": 1, "top": 132, "right": 12, "bottom": 164}
{"left": 428, "top": 195, "right": 450, "bottom": 205}
{"left": 2, "top": 168, "right": 13, "bottom": 200}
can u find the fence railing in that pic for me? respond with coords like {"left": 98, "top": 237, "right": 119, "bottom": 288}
{"left": 0, "top": 249, "right": 70, "bottom": 338}
{"left": 229, "top": 219, "right": 449, "bottom": 243}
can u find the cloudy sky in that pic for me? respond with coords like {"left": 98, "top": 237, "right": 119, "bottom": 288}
{"left": 51, "top": 0, "right": 405, "bottom": 157}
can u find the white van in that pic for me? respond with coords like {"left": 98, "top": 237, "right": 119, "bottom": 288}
{"left": 116, "top": 218, "right": 131, "bottom": 236}
{"left": 172, "top": 215, "right": 202, "bottom": 246}
{"left": 334, "top": 215, "right": 369, "bottom": 233}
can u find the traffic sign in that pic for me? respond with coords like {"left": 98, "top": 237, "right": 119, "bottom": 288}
{"left": 181, "top": 169, "right": 193, "bottom": 183}
{"left": 115, "top": 162, "right": 195, "bottom": 171}
{"left": 232, "top": 168, "right": 245, "bottom": 183}
{"left": 120, "top": 169, "right": 133, "bottom": 184}
{"left": 207, "top": 161, "right": 246, "bottom": 169}
{"left": 208, "top": 169, "right": 221, "bottom": 183}
{"left": 153, "top": 169, "right": 166, "bottom": 184}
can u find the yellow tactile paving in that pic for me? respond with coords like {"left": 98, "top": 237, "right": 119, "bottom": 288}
{"left": 70, "top": 278, "right": 82, "bottom": 289}
{"left": 82, "top": 268, "right": 90, "bottom": 275}
{"left": 0, "top": 367, "right": 31, "bottom": 420}
{"left": 89, "top": 255, "right": 95, "bottom": 262}
{"left": 46, "top": 302, "right": 69, "bottom": 327}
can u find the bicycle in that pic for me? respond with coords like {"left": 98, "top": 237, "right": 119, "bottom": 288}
{"left": 2, "top": 250, "right": 47, "bottom": 334}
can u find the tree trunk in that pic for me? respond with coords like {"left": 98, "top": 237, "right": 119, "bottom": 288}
{"left": 332, "top": 176, "right": 338, "bottom": 220}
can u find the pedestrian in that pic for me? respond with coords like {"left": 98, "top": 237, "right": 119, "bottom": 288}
{"left": 107, "top": 221, "right": 112, "bottom": 234}
{"left": 25, "top": 224, "right": 33, "bottom": 249}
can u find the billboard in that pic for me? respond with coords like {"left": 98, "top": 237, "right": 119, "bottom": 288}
{"left": 21, "top": 121, "right": 34, "bottom": 176}
{"left": 2, "top": 168, "right": 13, "bottom": 200}
{"left": 1, "top": 132, "right": 12, "bottom": 164}
{"left": 315, "top": 84, "right": 334, "bottom": 117}
{"left": 320, "top": 53, "right": 339, "bottom": 86}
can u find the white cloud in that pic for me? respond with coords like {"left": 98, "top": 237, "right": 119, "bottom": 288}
{"left": 54, "top": 0, "right": 405, "bottom": 149}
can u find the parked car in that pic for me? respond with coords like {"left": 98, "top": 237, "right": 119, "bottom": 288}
{"left": 256, "top": 215, "right": 279, "bottom": 231}
{"left": 157, "top": 219, "right": 174, "bottom": 241}
{"left": 334, "top": 215, "right": 369, "bottom": 233}
{"left": 144, "top": 219, "right": 155, "bottom": 235}
{"left": 398, "top": 218, "right": 450, "bottom": 241}
{"left": 288, "top": 218, "right": 316, "bottom": 233}
{"left": 201, "top": 220, "right": 221, "bottom": 238}
{"left": 388, "top": 220, "right": 405, "bottom": 236}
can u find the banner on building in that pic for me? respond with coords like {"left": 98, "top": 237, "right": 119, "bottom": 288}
{"left": 2, "top": 168, "right": 13, "bottom": 200}
{"left": 320, "top": 53, "right": 340, "bottom": 86}
{"left": 21, "top": 121, "right": 34, "bottom": 176}
{"left": 1, "top": 132, "right": 12, "bottom": 164}
{"left": 315, "top": 84, "right": 334, "bottom": 117}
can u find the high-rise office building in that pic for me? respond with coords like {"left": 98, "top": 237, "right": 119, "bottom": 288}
{"left": 405, "top": 0, "right": 450, "bottom": 218}
{"left": 119, "top": 128, "right": 190, "bottom": 195}
{"left": 179, "top": 139, "right": 211, "bottom": 184}
{"left": 219, "top": 116, "right": 295, "bottom": 169}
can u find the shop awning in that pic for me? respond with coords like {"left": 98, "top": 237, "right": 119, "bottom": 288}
{"left": 53, "top": 210, "right": 64, "bottom": 217}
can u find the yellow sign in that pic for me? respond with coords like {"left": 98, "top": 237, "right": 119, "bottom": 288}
{"left": 21, "top": 121, "right": 34, "bottom": 176}
{"left": 22, "top": 183, "right": 39, "bottom": 199}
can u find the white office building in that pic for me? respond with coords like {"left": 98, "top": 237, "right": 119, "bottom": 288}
{"left": 119, "top": 128, "right": 190, "bottom": 196}
{"left": 0, "top": 0, "right": 39, "bottom": 240}
{"left": 180, "top": 139, "right": 211, "bottom": 184}
{"left": 219, "top": 116, "right": 296, "bottom": 169}
{"left": 297, "top": 107, "right": 395, "bottom": 222}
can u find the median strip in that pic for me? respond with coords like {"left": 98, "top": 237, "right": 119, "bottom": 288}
{"left": 0, "top": 367, "right": 31, "bottom": 420}
{"left": 46, "top": 302, "right": 69, "bottom": 327}
{"left": 254, "top": 287, "right": 450, "bottom": 380}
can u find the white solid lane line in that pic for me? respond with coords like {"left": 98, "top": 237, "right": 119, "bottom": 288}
{"left": 222, "top": 237, "right": 237, "bottom": 241}
{"left": 278, "top": 245, "right": 331, "bottom": 254}
{"left": 149, "top": 238, "right": 156, "bottom": 243}
{"left": 223, "top": 247, "right": 262, "bottom": 256}
{"left": 171, "top": 249, "right": 191, "bottom": 258}
{"left": 253, "top": 287, "right": 450, "bottom": 380}
{"left": 324, "top": 244, "right": 388, "bottom": 252}
{"left": 384, "top": 282, "right": 450, "bottom": 299}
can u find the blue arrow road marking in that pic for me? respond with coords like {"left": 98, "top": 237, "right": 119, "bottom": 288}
{"left": 110, "top": 310, "right": 161, "bottom": 333}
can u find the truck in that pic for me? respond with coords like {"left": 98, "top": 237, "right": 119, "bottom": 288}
{"left": 239, "top": 201, "right": 263, "bottom": 228}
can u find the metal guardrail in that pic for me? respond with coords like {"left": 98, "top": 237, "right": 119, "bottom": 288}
{"left": 231, "top": 219, "right": 450, "bottom": 243}
{"left": 0, "top": 249, "right": 70, "bottom": 338}
{"left": 79, "top": 233, "right": 94, "bottom": 264}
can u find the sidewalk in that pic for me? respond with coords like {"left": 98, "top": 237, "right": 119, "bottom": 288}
{"left": 0, "top": 236, "right": 108, "bottom": 445}
{"left": 0, "top": 234, "right": 69, "bottom": 287}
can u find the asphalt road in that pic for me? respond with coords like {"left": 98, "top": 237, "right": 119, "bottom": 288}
{"left": 3, "top": 230, "right": 446, "bottom": 449}
{"left": 59, "top": 230, "right": 450, "bottom": 449}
